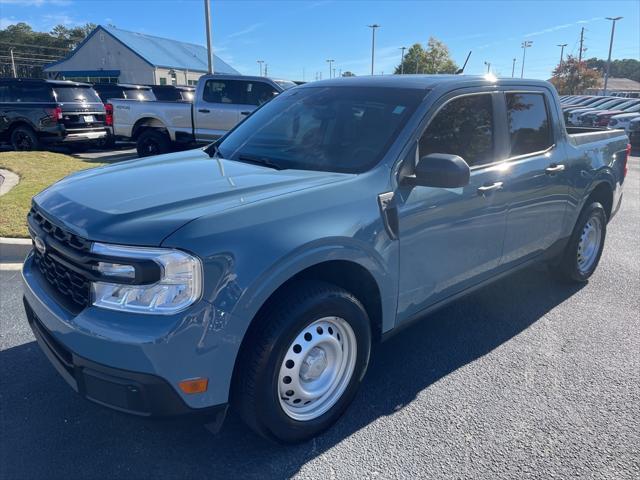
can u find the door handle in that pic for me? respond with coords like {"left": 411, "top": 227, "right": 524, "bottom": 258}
{"left": 198, "top": 109, "right": 210, "bottom": 113}
{"left": 477, "top": 182, "right": 504, "bottom": 196}
{"left": 240, "top": 111, "right": 251, "bottom": 116}
{"left": 545, "top": 164, "right": 565, "bottom": 174}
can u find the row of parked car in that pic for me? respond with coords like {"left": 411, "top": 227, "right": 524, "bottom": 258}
{"left": 0, "top": 78, "right": 194, "bottom": 152}
{"left": 560, "top": 94, "right": 640, "bottom": 147}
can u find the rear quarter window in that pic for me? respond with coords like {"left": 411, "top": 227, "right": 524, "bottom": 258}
{"left": 12, "top": 83, "right": 54, "bottom": 102}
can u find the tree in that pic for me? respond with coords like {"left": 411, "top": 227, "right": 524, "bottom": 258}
{"left": 341, "top": 71, "right": 356, "bottom": 77}
{"left": 549, "top": 55, "right": 601, "bottom": 95}
{"left": 394, "top": 37, "right": 458, "bottom": 75}
{"left": 584, "top": 57, "right": 639, "bottom": 83}
{"left": 0, "top": 21, "right": 96, "bottom": 78}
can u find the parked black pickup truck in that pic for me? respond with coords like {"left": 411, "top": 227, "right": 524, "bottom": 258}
{"left": 0, "top": 78, "right": 108, "bottom": 151}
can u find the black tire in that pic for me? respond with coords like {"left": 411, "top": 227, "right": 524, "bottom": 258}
{"left": 136, "top": 129, "right": 170, "bottom": 157}
{"left": 10, "top": 126, "right": 40, "bottom": 151}
{"left": 233, "top": 280, "right": 372, "bottom": 443}
{"left": 95, "top": 135, "right": 116, "bottom": 150}
{"left": 554, "top": 201, "right": 607, "bottom": 283}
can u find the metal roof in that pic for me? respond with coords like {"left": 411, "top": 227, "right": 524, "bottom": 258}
{"left": 102, "top": 25, "right": 238, "bottom": 74}
{"left": 45, "top": 25, "right": 239, "bottom": 75}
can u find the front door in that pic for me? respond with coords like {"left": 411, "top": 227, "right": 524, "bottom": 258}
{"left": 396, "top": 91, "right": 509, "bottom": 322}
{"left": 195, "top": 79, "right": 242, "bottom": 141}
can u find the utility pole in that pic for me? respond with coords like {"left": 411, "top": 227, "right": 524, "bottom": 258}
{"left": 333, "top": 67, "right": 336, "bottom": 79}
{"left": 484, "top": 61, "right": 491, "bottom": 73}
{"left": 264, "top": 63, "right": 268, "bottom": 77}
{"left": 257, "top": 60, "right": 264, "bottom": 76}
{"left": 203, "top": 0, "right": 214, "bottom": 73}
{"left": 578, "top": 27, "right": 585, "bottom": 63}
{"left": 399, "top": 46, "right": 407, "bottom": 74}
{"left": 511, "top": 58, "right": 516, "bottom": 78}
{"left": 10, "top": 48, "right": 17, "bottom": 78}
{"left": 302, "top": 67, "right": 305, "bottom": 81}
{"left": 520, "top": 40, "right": 533, "bottom": 78}
{"left": 557, "top": 43, "right": 567, "bottom": 65}
{"left": 326, "top": 59, "right": 334, "bottom": 79}
{"left": 367, "top": 24, "right": 380, "bottom": 75}
{"left": 603, "top": 16, "right": 623, "bottom": 96}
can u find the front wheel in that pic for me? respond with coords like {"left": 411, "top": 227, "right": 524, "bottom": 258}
{"left": 553, "top": 201, "right": 607, "bottom": 282}
{"left": 233, "top": 280, "right": 371, "bottom": 443}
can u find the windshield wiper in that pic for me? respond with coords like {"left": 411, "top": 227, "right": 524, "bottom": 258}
{"left": 236, "top": 155, "right": 285, "bottom": 170}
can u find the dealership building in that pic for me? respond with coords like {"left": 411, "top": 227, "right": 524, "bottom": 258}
{"left": 44, "top": 25, "right": 239, "bottom": 85}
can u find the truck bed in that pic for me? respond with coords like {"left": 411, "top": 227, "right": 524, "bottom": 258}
{"left": 566, "top": 126, "right": 628, "bottom": 146}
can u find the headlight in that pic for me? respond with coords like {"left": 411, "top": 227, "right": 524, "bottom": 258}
{"left": 90, "top": 242, "right": 202, "bottom": 314}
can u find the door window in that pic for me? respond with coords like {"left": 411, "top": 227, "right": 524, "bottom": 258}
{"left": 506, "top": 93, "right": 552, "bottom": 157}
{"left": 244, "top": 81, "right": 277, "bottom": 106}
{"left": 419, "top": 93, "right": 494, "bottom": 167}
{"left": 203, "top": 80, "right": 244, "bottom": 104}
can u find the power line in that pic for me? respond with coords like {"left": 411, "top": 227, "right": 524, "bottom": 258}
{"left": 0, "top": 41, "right": 70, "bottom": 51}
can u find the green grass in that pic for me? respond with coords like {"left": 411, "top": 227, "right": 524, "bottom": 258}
{"left": 0, "top": 151, "right": 104, "bottom": 238}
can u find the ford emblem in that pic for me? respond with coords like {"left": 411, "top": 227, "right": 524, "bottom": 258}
{"left": 34, "top": 236, "right": 46, "bottom": 255}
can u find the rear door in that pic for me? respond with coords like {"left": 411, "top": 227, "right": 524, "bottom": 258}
{"left": 498, "top": 89, "right": 570, "bottom": 267}
{"left": 195, "top": 79, "right": 243, "bottom": 140}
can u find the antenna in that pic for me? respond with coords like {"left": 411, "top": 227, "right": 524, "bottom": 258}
{"left": 456, "top": 51, "right": 472, "bottom": 74}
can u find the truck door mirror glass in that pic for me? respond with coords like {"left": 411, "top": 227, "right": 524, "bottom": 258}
{"left": 406, "top": 153, "right": 470, "bottom": 188}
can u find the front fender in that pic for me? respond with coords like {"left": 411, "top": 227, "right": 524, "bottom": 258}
{"left": 230, "top": 237, "right": 398, "bottom": 335}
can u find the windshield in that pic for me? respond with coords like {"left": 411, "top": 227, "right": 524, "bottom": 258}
{"left": 123, "top": 88, "right": 156, "bottom": 101}
{"left": 617, "top": 100, "right": 640, "bottom": 110}
{"left": 216, "top": 86, "right": 425, "bottom": 174}
{"left": 53, "top": 86, "right": 101, "bottom": 103}
{"left": 274, "top": 80, "right": 297, "bottom": 90}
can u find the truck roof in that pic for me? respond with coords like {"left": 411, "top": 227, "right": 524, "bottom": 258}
{"left": 297, "top": 74, "right": 553, "bottom": 91}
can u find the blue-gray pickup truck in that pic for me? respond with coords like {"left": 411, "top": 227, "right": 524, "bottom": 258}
{"left": 22, "top": 75, "right": 630, "bottom": 443}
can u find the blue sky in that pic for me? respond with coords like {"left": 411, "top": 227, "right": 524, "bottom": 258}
{"left": 1, "top": 0, "right": 638, "bottom": 80}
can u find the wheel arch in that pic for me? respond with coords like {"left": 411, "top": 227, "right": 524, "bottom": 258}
{"left": 584, "top": 180, "right": 614, "bottom": 221}
{"left": 131, "top": 116, "right": 171, "bottom": 140}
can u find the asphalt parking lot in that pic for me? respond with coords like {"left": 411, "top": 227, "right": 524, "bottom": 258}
{"left": 0, "top": 158, "right": 638, "bottom": 480}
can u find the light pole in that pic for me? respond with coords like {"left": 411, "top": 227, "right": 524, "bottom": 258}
{"left": 10, "top": 48, "right": 17, "bottom": 78}
{"left": 520, "top": 40, "right": 533, "bottom": 78}
{"left": 557, "top": 43, "right": 568, "bottom": 66}
{"left": 326, "top": 59, "right": 334, "bottom": 78}
{"left": 203, "top": 0, "right": 214, "bottom": 73}
{"left": 367, "top": 24, "right": 380, "bottom": 75}
{"left": 604, "top": 16, "right": 623, "bottom": 95}
{"left": 257, "top": 60, "right": 264, "bottom": 76}
{"left": 511, "top": 58, "right": 516, "bottom": 78}
{"left": 484, "top": 61, "right": 491, "bottom": 73}
{"left": 399, "top": 46, "right": 407, "bottom": 74}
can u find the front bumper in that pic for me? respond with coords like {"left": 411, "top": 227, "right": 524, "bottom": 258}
{"left": 24, "top": 297, "right": 226, "bottom": 420}
{"left": 22, "top": 253, "right": 236, "bottom": 418}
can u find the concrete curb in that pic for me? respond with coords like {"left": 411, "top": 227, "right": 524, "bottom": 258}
{"left": 0, "top": 168, "right": 20, "bottom": 196}
{"left": 0, "top": 237, "right": 31, "bottom": 263}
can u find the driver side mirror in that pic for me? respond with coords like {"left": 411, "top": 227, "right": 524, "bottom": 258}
{"left": 403, "top": 153, "right": 470, "bottom": 188}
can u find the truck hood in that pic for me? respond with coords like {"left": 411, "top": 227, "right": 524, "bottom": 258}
{"left": 34, "top": 149, "right": 349, "bottom": 245}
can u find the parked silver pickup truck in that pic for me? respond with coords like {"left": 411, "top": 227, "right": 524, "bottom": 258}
{"left": 111, "top": 74, "right": 296, "bottom": 156}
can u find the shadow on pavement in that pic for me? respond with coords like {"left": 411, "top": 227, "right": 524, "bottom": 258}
{"left": 0, "top": 267, "right": 584, "bottom": 479}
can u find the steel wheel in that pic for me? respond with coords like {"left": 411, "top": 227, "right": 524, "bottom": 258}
{"left": 577, "top": 215, "right": 602, "bottom": 274}
{"left": 278, "top": 316, "right": 357, "bottom": 421}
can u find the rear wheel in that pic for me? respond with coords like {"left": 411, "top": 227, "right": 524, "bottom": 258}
{"left": 136, "top": 129, "right": 170, "bottom": 157}
{"left": 553, "top": 201, "right": 607, "bottom": 282}
{"left": 11, "top": 126, "right": 40, "bottom": 151}
{"left": 233, "top": 280, "right": 371, "bottom": 443}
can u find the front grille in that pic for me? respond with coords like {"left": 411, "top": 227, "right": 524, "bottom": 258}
{"left": 28, "top": 206, "right": 92, "bottom": 309}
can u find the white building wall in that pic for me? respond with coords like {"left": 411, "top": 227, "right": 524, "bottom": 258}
{"left": 44, "top": 30, "right": 155, "bottom": 84}
{"left": 155, "top": 67, "right": 206, "bottom": 86}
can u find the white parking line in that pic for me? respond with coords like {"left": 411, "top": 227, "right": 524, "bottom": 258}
{"left": 0, "top": 263, "right": 23, "bottom": 271}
